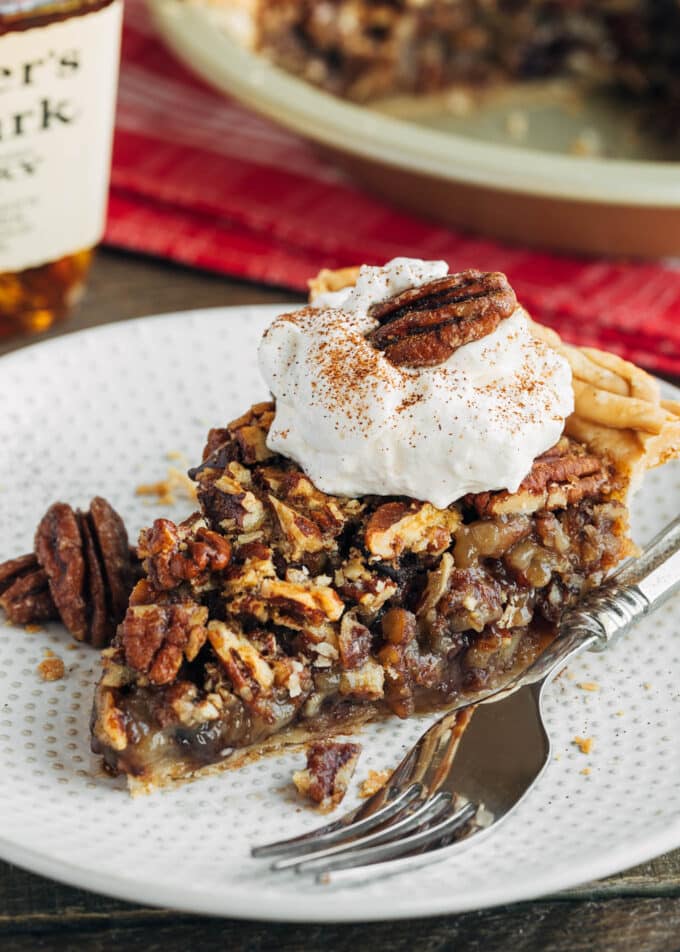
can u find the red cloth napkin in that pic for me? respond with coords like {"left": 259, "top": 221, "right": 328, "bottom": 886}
{"left": 106, "top": 0, "right": 680, "bottom": 376}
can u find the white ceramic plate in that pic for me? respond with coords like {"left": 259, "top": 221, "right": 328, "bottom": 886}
{"left": 149, "top": 0, "right": 680, "bottom": 207}
{"left": 0, "top": 306, "right": 679, "bottom": 922}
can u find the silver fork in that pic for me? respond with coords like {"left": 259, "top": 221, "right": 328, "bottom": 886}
{"left": 252, "top": 514, "right": 680, "bottom": 884}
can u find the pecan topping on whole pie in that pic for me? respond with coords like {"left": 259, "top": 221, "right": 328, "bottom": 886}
{"left": 366, "top": 270, "right": 517, "bottom": 368}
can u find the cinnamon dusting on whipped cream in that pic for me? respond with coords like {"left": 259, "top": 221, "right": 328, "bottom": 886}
{"left": 258, "top": 258, "right": 573, "bottom": 507}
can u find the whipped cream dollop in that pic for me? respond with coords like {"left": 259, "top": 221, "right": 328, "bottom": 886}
{"left": 258, "top": 258, "right": 573, "bottom": 508}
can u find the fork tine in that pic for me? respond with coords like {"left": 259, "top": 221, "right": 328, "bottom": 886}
{"left": 270, "top": 790, "right": 453, "bottom": 872}
{"left": 251, "top": 782, "right": 423, "bottom": 859}
{"left": 296, "top": 801, "right": 478, "bottom": 878}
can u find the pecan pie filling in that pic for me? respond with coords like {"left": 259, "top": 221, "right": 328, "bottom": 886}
{"left": 90, "top": 261, "right": 680, "bottom": 792}
{"left": 91, "top": 403, "right": 631, "bottom": 788}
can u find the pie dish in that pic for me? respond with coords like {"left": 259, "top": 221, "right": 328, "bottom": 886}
{"left": 202, "top": 0, "right": 680, "bottom": 126}
{"left": 90, "top": 262, "right": 680, "bottom": 794}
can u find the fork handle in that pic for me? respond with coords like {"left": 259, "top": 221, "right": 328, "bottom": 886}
{"left": 571, "top": 513, "right": 680, "bottom": 652}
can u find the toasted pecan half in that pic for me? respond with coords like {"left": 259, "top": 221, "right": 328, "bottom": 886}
{"left": 367, "top": 270, "right": 516, "bottom": 368}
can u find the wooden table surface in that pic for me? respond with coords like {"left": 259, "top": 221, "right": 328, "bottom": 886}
{"left": 1, "top": 249, "right": 679, "bottom": 952}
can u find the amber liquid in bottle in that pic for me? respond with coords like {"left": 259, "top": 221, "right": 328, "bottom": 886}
{"left": 0, "top": 0, "right": 122, "bottom": 339}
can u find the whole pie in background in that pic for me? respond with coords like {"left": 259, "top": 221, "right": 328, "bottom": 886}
{"left": 89, "top": 259, "right": 680, "bottom": 794}
{"left": 202, "top": 0, "right": 680, "bottom": 131}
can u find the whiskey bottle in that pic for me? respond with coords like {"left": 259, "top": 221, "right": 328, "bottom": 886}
{"left": 0, "top": 0, "right": 123, "bottom": 339}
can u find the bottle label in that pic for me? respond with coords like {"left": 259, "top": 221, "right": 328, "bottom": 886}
{"left": 0, "top": 1, "right": 123, "bottom": 272}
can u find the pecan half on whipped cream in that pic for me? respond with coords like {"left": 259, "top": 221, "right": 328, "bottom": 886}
{"left": 259, "top": 257, "right": 573, "bottom": 506}
{"left": 366, "top": 270, "right": 517, "bottom": 368}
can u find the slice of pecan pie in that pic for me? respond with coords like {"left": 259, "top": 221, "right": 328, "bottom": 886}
{"left": 91, "top": 266, "right": 680, "bottom": 793}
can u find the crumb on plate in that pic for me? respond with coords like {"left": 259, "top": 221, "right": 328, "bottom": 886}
{"left": 293, "top": 740, "right": 362, "bottom": 813}
{"left": 573, "top": 735, "right": 594, "bottom": 755}
{"left": 37, "top": 655, "right": 65, "bottom": 682}
{"left": 359, "top": 769, "right": 392, "bottom": 799}
{"left": 577, "top": 681, "right": 600, "bottom": 692}
{"left": 136, "top": 466, "right": 197, "bottom": 507}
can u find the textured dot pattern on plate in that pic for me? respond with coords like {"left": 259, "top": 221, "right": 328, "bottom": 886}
{"left": 0, "top": 306, "right": 678, "bottom": 921}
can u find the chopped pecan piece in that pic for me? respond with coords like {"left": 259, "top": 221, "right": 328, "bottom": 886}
{"left": 339, "top": 658, "right": 384, "bottom": 700}
{"left": 0, "top": 554, "right": 57, "bottom": 625}
{"left": 365, "top": 501, "right": 460, "bottom": 560}
{"left": 262, "top": 577, "right": 344, "bottom": 619}
{"left": 272, "top": 656, "right": 312, "bottom": 700}
{"left": 201, "top": 466, "right": 266, "bottom": 533}
{"left": 92, "top": 687, "right": 128, "bottom": 752}
{"left": 338, "top": 612, "right": 372, "bottom": 669}
{"left": 230, "top": 576, "right": 344, "bottom": 634}
{"left": 417, "top": 552, "right": 454, "bottom": 621}
{"left": 377, "top": 608, "right": 445, "bottom": 716}
{"left": 223, "top": 544, "right": 276, "bottom": 596}
{"left": 120, "top": 599, "right": 209, "bottom": 685}
{"left": 463, "top": 626, "right": 520, "bottom": 682}
{"left": 377, "top": 607, "right": 418, "bottom": 718}
{"left": 293, "top": 740, "right": 362, "bottom": 812}
{"left": 504, "top": 539, "right": 569, "bottom": 589}
{"left": 193, "top": 402, "right": 276, "bottom": 475}
{"left": 161, "top": 681, "right": 224, "bottom": 729}
{"left": 436, "top": 565, "right": 504, "bottom": 633}
{"left": 470, "top": 438, "right": 611, "bottom": 517}
{"left": 268, "top": 495, "right": 325, "bottom": 561}
{"left": 271, "top": 470, "right": 351, "bottom": 534}
{"left": 366, "top": 270, "right": 516, "bottom": 368}
{"left": 452, "top": 515, "right": 532, "bottom": 569}
{"left": 208, "top": 620, "right": 274, "bottom": 704}
{"left": 334, "top": 549, "right": 399, "bottom": 616}
{"left": 138, "top": 517, "right": 232, "bottom": 591}
{"left": 226, "top": 401, "right": 276, "bottom": 464}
